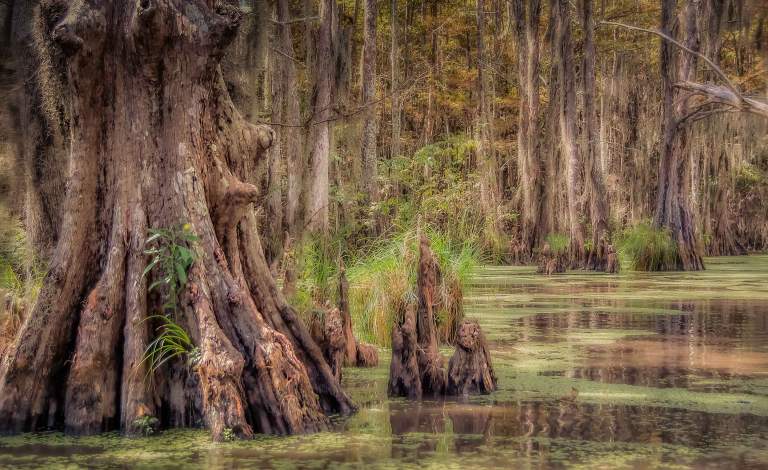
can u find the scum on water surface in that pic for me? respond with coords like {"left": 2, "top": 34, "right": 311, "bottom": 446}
{"left": 1, "top": 255, "right": 768, "bottom": 469}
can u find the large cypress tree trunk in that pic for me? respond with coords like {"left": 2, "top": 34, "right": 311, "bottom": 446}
{"left": 580, "top": 0, "right": 611, "bottom": 271}
{"left": 512, "top": 0, "right": 544, "bottom": 260}
{"left": 653, "top": 0, "right": 705, "bottom": 271}
{"left": 0, "top": 0, "right": 353, "bottom": 440}
{"left": 554, "top": 0, "right": 586, "bottom": 266}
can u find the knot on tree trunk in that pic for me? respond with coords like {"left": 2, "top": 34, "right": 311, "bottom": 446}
{"left": 446, "top": 320, "right": 497, "bottom": 397}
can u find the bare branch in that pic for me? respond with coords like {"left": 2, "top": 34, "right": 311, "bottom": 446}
{"left": 600, "top": 20, "right": 741, "bottom": 98}
{"left": 675, "top": 81, "right": 768, "bottom": 119}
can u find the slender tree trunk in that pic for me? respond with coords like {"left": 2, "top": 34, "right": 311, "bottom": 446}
{"left": 554, "top": 0, "right": 586, "bottom": 265}
{"left": 361, "top": 0, "right": 378, "bottom": 198}
{"left": 0, "top": 0, "right": 353, "bottom": 440}
{"left": 512, "top": 0, "right": 544, "bottom": 259}
{"left": 653, "top": 0, "right": 705, "bottom": 271}
{"left": 275, "top": 0, "right": 304, "bottom": 242}
{"left": 307, "top": 0, "right": 336, "bottom": 234}
{"left": 476, "top": 0, "right": 498, "bottom": 216}
{"left": 422, "top": 0, "right": 439, "bottom": 146}
{"left": 390, "top": 0, "right": 401, "bottom": 159}
{"left": 581, "top": 0, "right": 611, "bottom": 271}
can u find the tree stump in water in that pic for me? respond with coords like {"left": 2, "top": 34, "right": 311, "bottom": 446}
{"left": 388, "top": 304, "right": 422, "bottom": 399}
{"left": 388, "top": 235, "right": 448, "bottom": 398}
{"left": 309, "top": 307, "right": 346, "bottom": 381}
{"left": 605, "top": 244, "right": 620, "bottom": 274}
{"left": 446, "top": 320, "right": 497, "bottom": 396}
{"left": 337, "top": 264, "right": 379, "bottom": 368}
{"left": 416, "top": 234, "right": 447, "bottom": 396}
{"left": 536, "top": 243, "right": 566, "bottom": 275}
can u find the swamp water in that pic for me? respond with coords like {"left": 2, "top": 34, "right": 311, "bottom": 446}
{"left": 2, "top": 256, "right": 768, "bottom": 469}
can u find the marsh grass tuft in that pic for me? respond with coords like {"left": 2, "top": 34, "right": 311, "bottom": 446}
{"left": 617, "top": 222, "right": 678, "bottom": 271}
{"left": 544, "top": 233, "right": 570, "bottom": 255}
{"left": 345, "top": 228, "right": 479, "bottom": 346}
{"left": 0, "top": 207, "right": 44, "bottom": 352}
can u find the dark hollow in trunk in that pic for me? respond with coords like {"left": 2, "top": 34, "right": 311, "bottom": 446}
{"left": 446, "top": 319, "right": 497, "bottom": 396}
{"left": 0, "top": 0, "right": 353, "bottom": 441}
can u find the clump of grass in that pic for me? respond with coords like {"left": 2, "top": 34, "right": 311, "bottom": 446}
{"left": 345, "top": 228, "right": 479, "bottom": 346}
{"left": 617, "top": 222, "right": 678, "bottom": 271}
{"left": 544, "top": 233, "right": 570, "bottom": 255}
{"left": 0, "top": 207, "right": 44, "bottom": 354}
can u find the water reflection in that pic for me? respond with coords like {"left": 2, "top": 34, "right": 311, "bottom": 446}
{"left": 2, "top": 258, "right": 768, "bottom": 468}
{"left": 387, "top": 398, "right": 768, "bottom": 451}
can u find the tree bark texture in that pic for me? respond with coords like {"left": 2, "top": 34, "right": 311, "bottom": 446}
{"left": 360, "top": 0, "right": 378, "bottom": 198}
{"left": 8, "top": 0, "right": 68, "bottom": 261}
{"left": 580, "top": 0, "right": 611, "bottom": 271}
{"left": 306, "top": 0, "right": 336, "bottom": 234}
{"left": 554, "top": 0, "right": 586, "bottom": 266}
{"left": 446, "top": 319, "right": 497, "bottom": 396}
{"left": 0, "top": 0, "right": 353, "bottom": 440}
{"left": 512, "top": 0, "right": 545, "bottom": 259}
{"left": 387, "top": 234, "right": 448, "bottom": 399}
{"left": 653, "top": 0, "right": 705, "bottom": 271}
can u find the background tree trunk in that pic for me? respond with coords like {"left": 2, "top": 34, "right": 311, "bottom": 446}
{"left": 512, "top": 0, "right": 544, "bottom": 259}
{"left": 390, "top": 0, "right": 401, "bottom": 160}
{"left": 0, "top": 0, "right": 352, "bottom": 440}
{"left": 306, "top": 0, "right": 336, "bottom": 234}
{"left": 653, "top": 0, "right": 705, "bottom": 271}
{"left": 581, "top": 0, "right": 611, "bottom": 271}
{"left": 554, "top": 0, "right": 586, "bottom": 265}
{"left": 361, "top": 0, "right": 378, "bottom": 199}
{"left": 274, "top": 0, "right": 304, "bottom": 243}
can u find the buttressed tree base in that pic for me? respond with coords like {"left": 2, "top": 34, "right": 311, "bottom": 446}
{"left": 0, "top": 0, "right": 353, "bottom": 441}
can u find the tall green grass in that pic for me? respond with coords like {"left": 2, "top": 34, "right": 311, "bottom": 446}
{"left": 544, "top": 233, "right": 570, "bottom": 255}
{"left": 0, "top": 207, "right": 43, "bottom": 309}
{"left": 288, "top": 228, "right": 480, "bottom": 347}
{"left": 617, "top": 222, "right": 678, "bottom": 271}
{"left": 345, "top": 228, "right": 479, "bottom": 346}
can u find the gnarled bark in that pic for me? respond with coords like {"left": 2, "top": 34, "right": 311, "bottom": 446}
{"left": 653, "top": 0, "right": 705, "bottom": 271}
{"left": 0, "top": 0, "right": 352, "bottom": 440}
{"left": 309, "top": 307, "right": 346, "bottom": 381}
{"left": 416, "top": 234, "right": 446, "bottom": 396}
{"left": 387, "top": 304, "right": 421, "bottom": 399}
{"left": 446, "top": 319, "right": 497, "bottom": 396}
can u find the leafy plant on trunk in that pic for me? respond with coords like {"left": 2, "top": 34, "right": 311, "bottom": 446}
{"left": 140, "top": 225, "right": 200, "bottom": 380}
